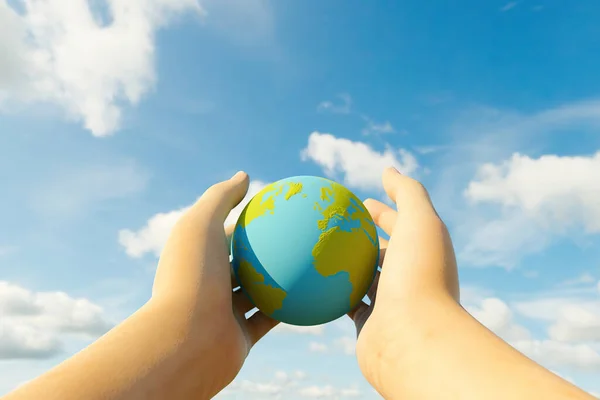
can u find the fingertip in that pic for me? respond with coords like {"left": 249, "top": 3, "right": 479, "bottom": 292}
{"left": 231, "top": 170, "right": 249, "bottom": 182}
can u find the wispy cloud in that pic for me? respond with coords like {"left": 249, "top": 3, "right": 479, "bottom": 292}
{"left": 317, "top": 93, "right": 352, "bottom": 114}
{"left": 428, "top": 99, "right": 600, "bottom": 269}
{"left": 500, "top": 2, "right": 519, "bottom": 12}
{"left": 361, "top": 117, "right": 396, "bottom": 136}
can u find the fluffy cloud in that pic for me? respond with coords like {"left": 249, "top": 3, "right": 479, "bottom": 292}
{"left": 308, "top": 341, "right": 328, "bottom": 353}
{"left": 459, "top": 152, "right": 600, "bottom": 268}
{"left": 0, "top": 281, "right": 113, "bottom": 360}
{"left": 301, "top": 132, "right": 418, "bottom": 191}
{"left": 334, "top": 336, "right": 356, "bottom": 356}
{"left": 513, "top": 296, "right": 600, "bottom": 343}
{"left": 466, "top": 298, "right": 530, "bottom": 341}
{"left": 512, "top": 340, "right": 600, "bottom": 370}
{"left": 0, "top": 0, "right": 204, "bottom": 136}
{"left": 466, "top": 152, "right": 600, "bottom": 233}
{"left": 467, "top": 295, "right": 600, "bottom": 371}
{"left": 119, "top": 180, "right": 266, "bottom": 258}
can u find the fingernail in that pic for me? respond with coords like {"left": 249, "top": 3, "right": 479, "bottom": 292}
{"left": 388, "top": 166, "right": 399, "bottom": 174}
{"left": 231, "top": 171, "right": 247, "bottom": 181}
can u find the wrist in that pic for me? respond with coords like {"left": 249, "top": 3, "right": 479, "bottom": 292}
{"left": 360, "top": 296, "right": 465, "bottom": 397}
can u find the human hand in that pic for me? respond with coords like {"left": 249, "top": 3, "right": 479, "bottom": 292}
{"left": 150, "top": 171, "right": 279, "bottom": 397}
{"left": 3, "top": 172, "right": 279, "bottom": 400}
{"left": 347, "top": 168, "right": 593, "bottom": 400}
{"left": 348, "top": 167, "right": 460, "bottom": 393}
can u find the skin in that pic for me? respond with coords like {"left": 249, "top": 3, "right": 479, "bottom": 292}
{"left": 349, "top": 167, "right": 595, "bottom": 400}
{"left": 3, "top": 168, "right": 595, "bottom": 399}
{"left": 4, "top": 171, "right": 278, "bottom": 400}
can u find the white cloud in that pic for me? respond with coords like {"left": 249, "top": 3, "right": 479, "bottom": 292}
{"left": 301, "top": 132, "right": 418, "bottom": 191}
{"left": 500, "top": 2, "right": 518, "bottom": 12}
{"left": 334, "top": 336, "right": 356, "bottom": 356}
{"left": 0, "top": 281, "right": 113, "bottom": 360}
{"left": 308, "top": 341, "right": 328, "bottom": 353}
{"left": 31, "top": 161, "right": 148, "bottom": 218}
{"left": 513, "top": 296, "right": 600, "bottom": 343}
{"left": 339, "top": 386, "right": 361, "bottom": 397}
{"left": 459, "top": 151, "right": 600, "bottom": 268}
{"left": 512, "top": 340, "right": 600, "bottom": 371}
{"left": 119, "top": 180, "right": 266, "bottom": 258}
{"left": 236, "top": 380, "right": 283, "bottom": 395}
{"left": 467, "top": 298, "right": 530, "bottom": 342}
{"left": 298, "top": 385, "right": 336, "bottom": 398}
{"left": 362, "top": 118, "right": 395, "bottom": 136}
{"left": 274, "top": 324, "right": 325, "bottom": 336}
{"left": 0, "top": 321, "right": 61, "bottom": 359}
{"left": 0, "top": 0, "right": 204, "bottom": 136}
{"left": 466, "top": 295, "right": 600, "bottom": 371}
{"left": 298, "top": 384, "right": 361, "bottom": 398}
{"left": 559, "top": 273, "right": 596, "bottom": 287}
{"left": 428, "top": 99, "right": 600, "bottom": 268}
{"left": 466, "top": 152, "right": 600, "bottom": 233}
{"left": 317, "top": 93, "right": 352, "bottom": 114}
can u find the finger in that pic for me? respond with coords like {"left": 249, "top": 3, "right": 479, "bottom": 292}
{"left": 378, "top": 168, "right": 457, "bottom": 299}
{"left": 233, "top": 291, "right": 255, "bottom": 315}
{"left": 187, "top": 171, "right": 250, "bottom": 224}
{"left": 378, "top": 237, "right": 388, "bottom": 266}
{"left": 364, "top": 199, "right": 397, "bottom": 236}
{"left": 245, "top": 311, "right": 279, "bottom": 345}
{"left": 382, "top": 167, "right": 438, "bottom": 220}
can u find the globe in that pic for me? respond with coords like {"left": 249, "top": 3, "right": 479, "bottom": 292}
{"left": 230, "top": 175, "right": 379, "bottom": 326}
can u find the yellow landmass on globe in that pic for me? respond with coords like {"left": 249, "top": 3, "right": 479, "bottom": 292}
{"left": 285, "top": 182, "right": 303, "bottom": 200}
{"left": 312, "top": 183, "right": 378, "bottom": 307}
{"left": 238, "top": 259, "right": 287, "bottom": 315}
{"left": 240, "top": 181, "right": 304, "bottom": 228}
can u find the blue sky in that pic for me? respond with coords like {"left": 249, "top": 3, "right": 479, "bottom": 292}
{"left": 1, "top": 0, "right": 600, "bottom": 398}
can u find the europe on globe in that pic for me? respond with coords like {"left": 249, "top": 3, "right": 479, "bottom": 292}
{"left": 230, "top": 176, "right": 379, "bottom": 326}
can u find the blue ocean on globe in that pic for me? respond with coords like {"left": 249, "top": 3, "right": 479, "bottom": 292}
{"left": 231, "top": 176, "right": 379, "bottom": 326}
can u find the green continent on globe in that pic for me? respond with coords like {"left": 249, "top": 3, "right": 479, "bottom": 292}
{"left": 312, "top": 183, "right": 379, "bottom": 308}
{"left": 237, "top": 259, "right": 287, "bottom": 315}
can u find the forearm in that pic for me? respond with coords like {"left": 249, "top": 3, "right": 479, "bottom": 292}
{"left": 5, "top": 299, "right": 220, "bottom": 400}
{"left": 374, "top": 300, "right": 594, "bottom": 400}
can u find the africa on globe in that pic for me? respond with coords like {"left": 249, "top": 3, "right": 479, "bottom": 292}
{"left": 230, "top": 176, "right": 379, "bottom": 326}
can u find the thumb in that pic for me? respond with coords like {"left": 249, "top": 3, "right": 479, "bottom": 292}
{"left": 189, "top": 171, "right": 250, "bottom": 223}
{"left": 377, "top": 167, "right": 458, "bottom": 300}
{"left": 382, "top": 167, "right": 439, "bottom": 223}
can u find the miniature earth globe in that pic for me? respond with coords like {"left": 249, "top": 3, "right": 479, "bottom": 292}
{"left": 230, "top": 176, "right": 379, "bottom": 326}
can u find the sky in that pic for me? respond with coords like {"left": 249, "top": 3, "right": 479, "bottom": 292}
{"left": 1, "top": 0, "right": 600, "bottom": 398}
